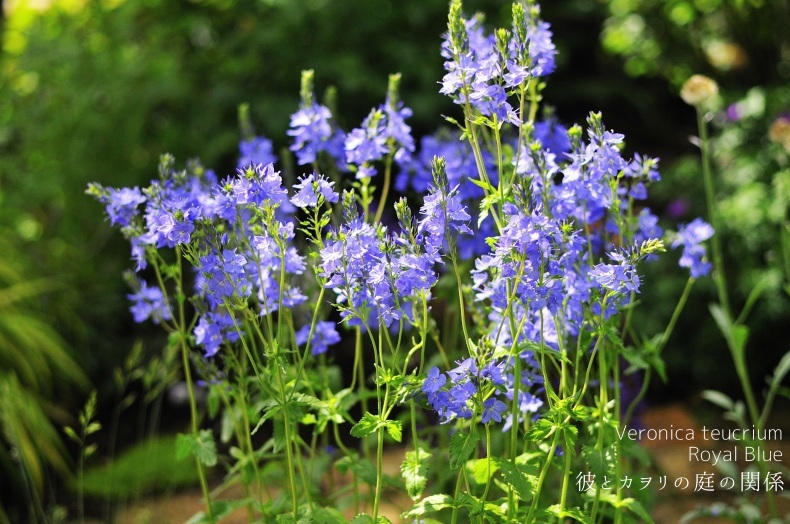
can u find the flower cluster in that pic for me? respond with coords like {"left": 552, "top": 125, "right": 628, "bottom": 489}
{"left": 320, "top": 160, "right": 471, "bottom": 329}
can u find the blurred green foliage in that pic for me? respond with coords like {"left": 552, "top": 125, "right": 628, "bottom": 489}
{"left": 600, "top": 0, "right": 790, "bottom": 88}
{"left": 599, "top": 0, "right": 790, "bottom": 396}
{"left": 81, "top": 434, "right": 200, "bottom": 498}
{"left": 0, "top": 209, "right": 88, "bottom": 522}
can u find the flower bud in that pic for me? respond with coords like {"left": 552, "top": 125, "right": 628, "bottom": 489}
{"left": 680, "top": 75, "right": 719, "bottom": 107}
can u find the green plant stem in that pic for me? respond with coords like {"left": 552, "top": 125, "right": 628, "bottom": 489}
{"left": 526, "top": 432, "right": 559, "bottom": 523}
{"left": 179, "top": 335, "right": 213, "bottom": 521}
{"left": 173, "top": 249, "right": 213, "bottom": 522}
{"left": 697, "top": 108, "right": 731, "bottom": 319}
{"left": 273, "top": 359, "right": 300, "bottom": 517}
{"left": 373, "top": 154, "right": 393, "bottom": 225}
{"left": 450, "top": 464, "right": 464, "bottom": 524}
{"left": 613, "top": 354, "right": 623, "bottom": 524}
{"left": 624, "top": 277, "right": 694, "bottom": 426}
{"left": 372, "top": 426, "right": 385, "bottom": 521}
{"left": 697, "top": 112, "right": 769, "bottom": 516}
{"left": 558, "top": 434, "right": 573, "bottom": 517}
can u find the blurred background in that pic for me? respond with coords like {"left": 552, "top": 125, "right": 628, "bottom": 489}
{"left": 0, "top": 0, "right": 787, "bottom": 521}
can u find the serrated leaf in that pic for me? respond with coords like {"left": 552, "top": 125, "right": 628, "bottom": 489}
{"left": 311, "top": 506, "right": 347, "bottom": 524}
{"left": 401, "top": 447, "right": 431, "bottom": 500}
{"left": 498, "top": 459, "right": 534, "bottom": 501}
{"left": 349, "top": 514, "right": 374, "bottom": 524}
{"left": 582, "top": 444, "right": 616, "bottom": 478}
{"left": 524, "top": 417, "right": 555, "bottom": 442}
{"left": 402, "top": 494, "right": 454, "bottom": 518}
{"left": 385, "top": 420, "right": 402, "bottom": 442}
{"left": 449, "top": 430, "right": 479, "bottom": 471}
{"left": 350, "top": 412, "right": 380, "bottom": 439}
{"left": 623, "top": 498, "right": 655, "bottom": 523}
{"left": 470, "top": 457, "right": 498, "bottom": 485}
{"left": 335, "top": 456, "right": 378, "bottom": 485}
{"left": 554, "top": 505, "right": 594, "bottom": 524}
{"left": 176, "top": 430, "right": 217, "bottom": 467}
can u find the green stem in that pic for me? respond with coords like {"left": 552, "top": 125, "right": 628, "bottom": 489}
{"left": 274, "top": 359, "right": 300, "bottom": 517}
{"left": 173, "top": 248, "right": 213, "bottom": 522}
{"left": 179, "top": 334, "right": 213, "bottom": 521}
{"left": 373, "top": 153, "right": 393, "bottom": 224}
{"left": 526, "top": 432, "right": 559, "bottom": 523}
{"left": 624, "top": 278, "right": 695, "bottom": 425}
{"left": 697, "top": 108, "right": 731, "bottom": 319}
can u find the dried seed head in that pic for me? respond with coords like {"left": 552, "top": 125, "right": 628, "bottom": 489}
{"left": 680, "top": 74, "right": 719, "bottom": 107}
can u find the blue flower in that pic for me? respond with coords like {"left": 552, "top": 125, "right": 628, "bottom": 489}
{"left": 127, "top": 280, "right": 171, "bottom": 324}
{"left": 482, "top": 398, "right": 508, "bottom": 424}
{"left": 194, "top": 310, "right": 242, "bottom": 358}
{"left": 232, "top": 162, "right": 289, "bottom": 209}
{"left": 422, "top": 367, "right": 447, "bottom": 397}
{"left": 198, "top": 248, "right": 249, "bottom": 306}
{"left": 288, "top": 102, "right": 346, "bottom": 166}
{"left": 290, "top": 173, "right": 339, "bottom": 208}
{"left": 295, "top": 320, "right": 341, "bottom": 355}
{"left": 345, "top": 109, "right": 389, "bottom": 179}
{"left": 534, "top": 117, "right": 570, "bottom": 157}
{"left": 102, "top": 186, "right": 146, "bottom": 227}
{"left": 238, "top": 136, "right": 277, "bottom": 169}
{"left": 672, "top": 218, "right": 714, "bottom": 278}
{"left": 589, "top": 258, "right": 641, "bottom": 295}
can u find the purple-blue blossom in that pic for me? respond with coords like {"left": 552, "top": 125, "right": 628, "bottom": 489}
{"left": 295, "top": 321, "right": 341, "bottom": 355}
{"left": 672, "top": 218, "right": 714, "bottom": 278}
{"left": 290, "top": 173, "right": 339, "bottom": 208}
{"left": 194, "top": 310, "right": 242, "bottom": 358}
{"left": 288, "top": 102, "right": 346, "bottom": 166}
{"left": 237, "top": 136, "right": 277, "bottom": 169}
{"left": 100, "top": 186, "right": 146, "bottom": 227}
{"left": 128, "top": 280, "right": 171, "bottom": 324}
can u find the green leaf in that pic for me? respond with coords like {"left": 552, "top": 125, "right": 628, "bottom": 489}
{"left": 710, "top": 303, "right": 749, "bottom": 357}
{"left": 185, "top": 500, "right": 249, "bottom": 523}
{"left": 207, "top": 386, "right": 220, "bottom": 418}
{"left": 385, "top": 420, "right": 402, "bottom": 442}
{"left": 555, "top": 506, "right": 594, "bottom": 524}
{"left": 623, "top": 497, "right": 655, "bottom": 523}
{"left": 350, "top": 412, "right": 380, "bottom": 439}
{"left": 176, "top": 430, "right": 217, "bottom": 467}
{"left": 470, "top": 457, "right": 498, "bottom": 485}
{"left": 335, "top": 455, "right": 378, "bottom": 485}
{"left": 582, "top": 444, "right": 616, "bottom": 479}
{"left": 349, "top": 515, "right": 374, "bottom": 524}
{"left": 701, "top": 390, "right": 733, "bottom": 412}
{"left": 311, "top": 506, "right": 347, "bottom": 524}
{"left": 63, "top": 426, "right": 79, "bottom": 443}
{"left": 770, "top": 350, "right": 790, "bottom": 390}
{"left": 524, "top": 417, "right": 555, "bottom": 442}
{"left": 591, "top": 491, "right": 655, "bottom": 524}
{"left": 497, "top": 459, "right": 534, "bottom": 501}
{"left": 449, "top": 429, "right": 479, "bottom": 471}
{"left": 401, "top": 447, "right": 431, "bottom": 500}
{"left": 402, "top": 494, "right": 454, "bottom": 518}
